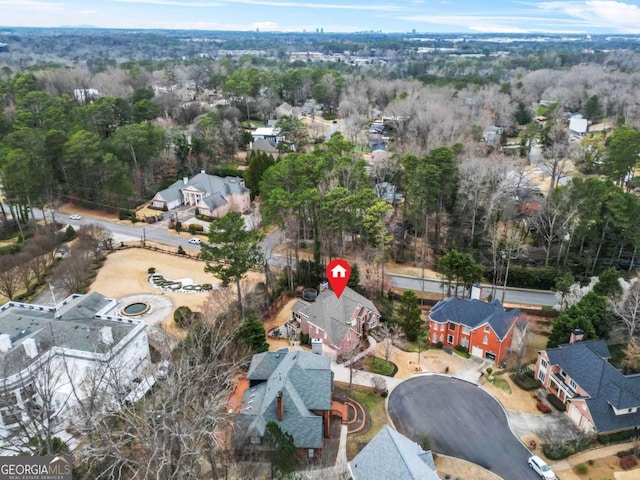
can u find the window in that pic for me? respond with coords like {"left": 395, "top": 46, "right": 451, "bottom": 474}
{"left": 461, "top": 338, "right": 469, "bottom": 348}
{"left": 308, "top": 449, "right": 315, "bottom": 458}
{"left": 448, "top": 323, "right": 456, "bottom": 331}
{"left": 538, "top": 370, "right": 546, "bottom": 383}
{"left": 461, "top": 326, "right": 470, "bottom": 335}
{"left": 540, "top": 358, "right": 548, "bottom": 369}
{"left": 439, "top": 334, "right": 444, "bottom": 343}
{"left": 483, "top": 336, "right": 488, "bottom": 345}
{"left": 569, "top": 379, "right": 577, "bottom": 391}
{"left": 447, "top": 334, "right": 454, "bottom": 344}
{"left": 484, "top": 324, "right": 490, "bottom": 332}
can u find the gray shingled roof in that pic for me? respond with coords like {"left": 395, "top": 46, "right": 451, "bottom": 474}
{"left": 238, "top": 351, "right": 332, "bottom": 449}
{"left": 429, "top": 298, "right": 519, "bottom": 340}
{"left": 545, "top": 340, "right": 640, "bottom": 433}
{"left": 291, "top": 287, "right": 380, "bottom": 347}
{"left": 349, "top": 425, "right": 439, "bottom": 480}
{"left": 0, "top": 293, "right": 139, "bottom": 377}
{"left": 156, "top": 173, "right": 249, "bottom": 205}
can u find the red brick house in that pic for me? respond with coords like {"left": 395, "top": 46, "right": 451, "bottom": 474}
{"left": 428, "top": 298, "right": 525, "bottom": 364}
{"left": 292, "top": 286, "right": 380, "bottom": 353}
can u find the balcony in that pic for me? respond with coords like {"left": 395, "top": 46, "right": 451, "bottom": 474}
{"left": 550, "top": 372, "right": 576, "bottom": 400}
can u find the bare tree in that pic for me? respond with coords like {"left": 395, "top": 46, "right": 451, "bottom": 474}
{"left": 76, "top": 223, "right": 112, "bottom": 259}
{"left": 378, "top": 323, "right": 399, "bottom": 363}
{"left": 0, "top": 255, "right": 20, "bottom": 300}
{"left": 14, "top": 253, "right": 33, "bottom": 292}
{"left": 79, "top": 299, "right": 249, "bottom": 480}
{"left": 50, "top": 249, "right": 93, "bottom": 295}
{"left": 612, "top": 278, "right": 640, "bottom": 339}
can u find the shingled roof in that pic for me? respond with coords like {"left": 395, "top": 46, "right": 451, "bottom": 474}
{"left": 429, "top": 297, "right": 520, "bottom": 340}
{"left": 237, "top": 350, "right": 332, "bottom": 449}
{"left": 156, "top": 173, "right": 248, "bottom": 204}
{"left": 291, "top": 287, "right": 380, "bottom": 348}
{"left": 545, "top": 340, "right": 640, "bottom": 433}
{"left": 349, "top": 425, "right": 439, "bottom": 480}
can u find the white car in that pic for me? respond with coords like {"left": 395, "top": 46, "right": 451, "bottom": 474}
{"left": 69, "top": 214, "right": 82, "bottom": 220}
{"left": 528, "top": 455, "right": 557, "bottom": 479}
{"left": 188, "top": 238, "right": 201, "bottom": 245}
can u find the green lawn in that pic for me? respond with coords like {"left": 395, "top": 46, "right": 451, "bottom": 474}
{"left": 489, "top": 375, "right": 512, "bottom": 393}
{"left": 365, "top": 357, "right": 395, "bottom": 376}
{"left": 342, "top": 384, "right": 388, "bottom": 460}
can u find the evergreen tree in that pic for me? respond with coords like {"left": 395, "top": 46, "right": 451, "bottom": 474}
{"left": 397, "top": 290, "right": 422, "bottom": 341}
{"left": 239, "top": 316, "right": 269, "bottom": 353}
{"left": 265, "top": 421, "right": 296, "bottom": 477}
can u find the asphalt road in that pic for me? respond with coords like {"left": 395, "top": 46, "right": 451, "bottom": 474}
{"left": 388, "top": 274, "right": 557, "bottom": 307}
{"left": 35, "top": 208, "right": 558, "bottom": 306}
{"left": 388, "top": 376, "right": 541, "bottom": 480}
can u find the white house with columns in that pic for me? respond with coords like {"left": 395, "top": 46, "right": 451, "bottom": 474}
{"left": 0, "top": 292, "right": 150, "bottom": 441}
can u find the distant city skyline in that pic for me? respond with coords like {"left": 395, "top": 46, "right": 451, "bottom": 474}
{"left": 2, "top": 0, "right": 640, "bottom": 34}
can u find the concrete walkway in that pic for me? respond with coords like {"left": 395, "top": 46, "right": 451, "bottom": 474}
{"left": 552, "top": 442, "right": 636, "bottom": 477}
{"left": 506, "top": 410, "right": 579, "bottom": 441}
{"left": 452, "top": 355, "right": 492, "bottom": 384}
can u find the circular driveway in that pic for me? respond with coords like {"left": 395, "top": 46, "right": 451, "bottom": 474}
{"left": 388, "top": 375, "right": 541, "bottom": 480}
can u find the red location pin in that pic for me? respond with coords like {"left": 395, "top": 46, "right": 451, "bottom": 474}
{"left": 326, "top": 259, "right": 351, "bottom": 299}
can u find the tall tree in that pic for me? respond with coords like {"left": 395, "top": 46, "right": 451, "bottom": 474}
{"left": 604, "top": 126, "right": 640, "bottom": 187}
{"left": 200, "top": 211, "right": 263, "bottom": 320}
{"left": 397, "top": 290, "right": 422, "bottom": 342}
{"left": 264, "top": 421, "right": 297, "bottom": 477}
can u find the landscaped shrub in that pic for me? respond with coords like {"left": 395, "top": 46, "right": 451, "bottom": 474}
{"left": 616, "top": 449, "right": 636, "bottom": 458}
{"left": 148, "top": 267, "right": 156, "bottom": 274}
{"left": 177, "top": 246, "right": 186, "bottom": 255}
{"left": 543, "top": 442, "right": 575, "bottom": 460}
{"left": 574, "top": 463, "right": 588, "bottom": 474}
{"left": 546, "top": 393, "right": 566, "bottom": 412}
{"left": 201, "top": 284, "right": 213, "bottom": 290}
{"left": 599, "top": 430, "right": 637, "bottom": 444}
{"left": 435, "top": 341, "right": 443, "bottom": 349}
{"left": 510, "top": 372, "right": 540, "bottom": 391}
{"left": 620, "top": 455, "right": 638, "bottom": 469}
{"left": 174, "top": 306, "right": 194, "bottom": 328}
{"left": 300, "top": 333, "right": 310, "bottom": 345}
{"left": 536, "top": 401, "right": 552, "bottom": 414}
{"left": 119, "top": 209, "right": 133, "bottom": 220}
{"left": 453, "top": 345, "right": 470, "bottom": 358}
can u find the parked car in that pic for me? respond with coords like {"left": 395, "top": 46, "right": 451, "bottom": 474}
{"left": 528, "top": 455, "right": 557, "bottom": 479}
{"left": 188, "top": 238, "right": 201, "bottom": 245}
{"left": 69, "top": 214, "right": 82, "bottom": 220}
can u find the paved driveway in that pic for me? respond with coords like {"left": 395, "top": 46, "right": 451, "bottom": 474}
{"left": 388, "top": 375, "right": 541, "bottom": 480}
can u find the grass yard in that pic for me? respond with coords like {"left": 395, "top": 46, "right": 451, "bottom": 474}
{"left": 365, "top": 356, "right": 395, "bottom": 376}
{"left": 341, "top": 383, "right": 388, "bottom": 461}
{"left": 489, "top": 375, "right": 512, "bottom": 394}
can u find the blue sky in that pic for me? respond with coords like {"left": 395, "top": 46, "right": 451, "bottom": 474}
{"left": 2, "top": 0, "right": 640, "bottom": 33}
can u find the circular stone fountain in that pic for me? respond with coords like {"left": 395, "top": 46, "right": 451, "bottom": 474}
{"left": 121, "top": 302, "right": 151, "bottom": 316}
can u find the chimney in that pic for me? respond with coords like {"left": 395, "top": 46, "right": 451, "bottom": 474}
{"left": 0, "top": 334, "right": 12, "bottom": 352}
{"left": 319, "top": 281, "right": 329, "bottom": 292}
{"left": 569, "top": 329, "right": 584, "bottom": 344}
{"left": 471, "top": 284, "right": 482, "bottom": 300}
{"left": 183, "top": 176, "right": 189, "bottom": 185}
{"left": 100, "top": 326, "right": 114, "bottom": 345}
{"left": 277, "top": 391, "right": 284, "bottom": 421}
{"left": 23, "top": 338, "right": 38, "bottom": 359}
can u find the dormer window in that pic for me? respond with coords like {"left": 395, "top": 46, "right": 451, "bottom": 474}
{"left": 484, "top": 324, "right": 490, "bottom": 333}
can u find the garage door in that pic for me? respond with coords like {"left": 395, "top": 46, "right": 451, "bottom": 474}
{"left": 485, "top": 352, "right": 496, "bottom": 360}
{"left": 471, "top": 346, "right": 484, "bottom": 358}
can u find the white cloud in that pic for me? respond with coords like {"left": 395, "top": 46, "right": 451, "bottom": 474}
{"left": 110, "top": 0, "right": 402, "bottom": 11}
{"left": 536, "top": 0, "right": 640, "bottom": 32}
{"left": 0, "top": 0, "right": 65, "bottom": 9}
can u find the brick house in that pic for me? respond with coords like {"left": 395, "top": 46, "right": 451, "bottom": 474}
{"left": 428, "top": 298, "right": 525, "bottom": 364}
{"left": 292, "top": 286, "right": 380, "bottom": 353}
{"left": 535, "top": 334, "right": 640, "bottom": 434}
{"left": 234, "top": 350, "right": 333, "bottom": 459}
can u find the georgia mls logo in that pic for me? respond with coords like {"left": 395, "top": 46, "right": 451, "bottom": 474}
{"left": 0, "top": 455, "right": 72, "bottom": 480}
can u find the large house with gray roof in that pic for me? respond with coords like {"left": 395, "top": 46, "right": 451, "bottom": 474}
{"left": 349, "top": 425, "right": 440, "bottom": 480}
{"left": 151, "top": 170, "right": 250, "bottom": 218}
{"left": 234, "top": 350, "right": 333, "bottom": 459}
{"left": 0, "top": 292, "right": 150, "bottom": 437}
{"left": 292, "top": 286, "right": 380, "bottom": 353}
{"left": 535, "top": 337, "right": 640, "bottom": 434}
{"left": 429, "top": 298, "right": 525, "bottom": 364}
